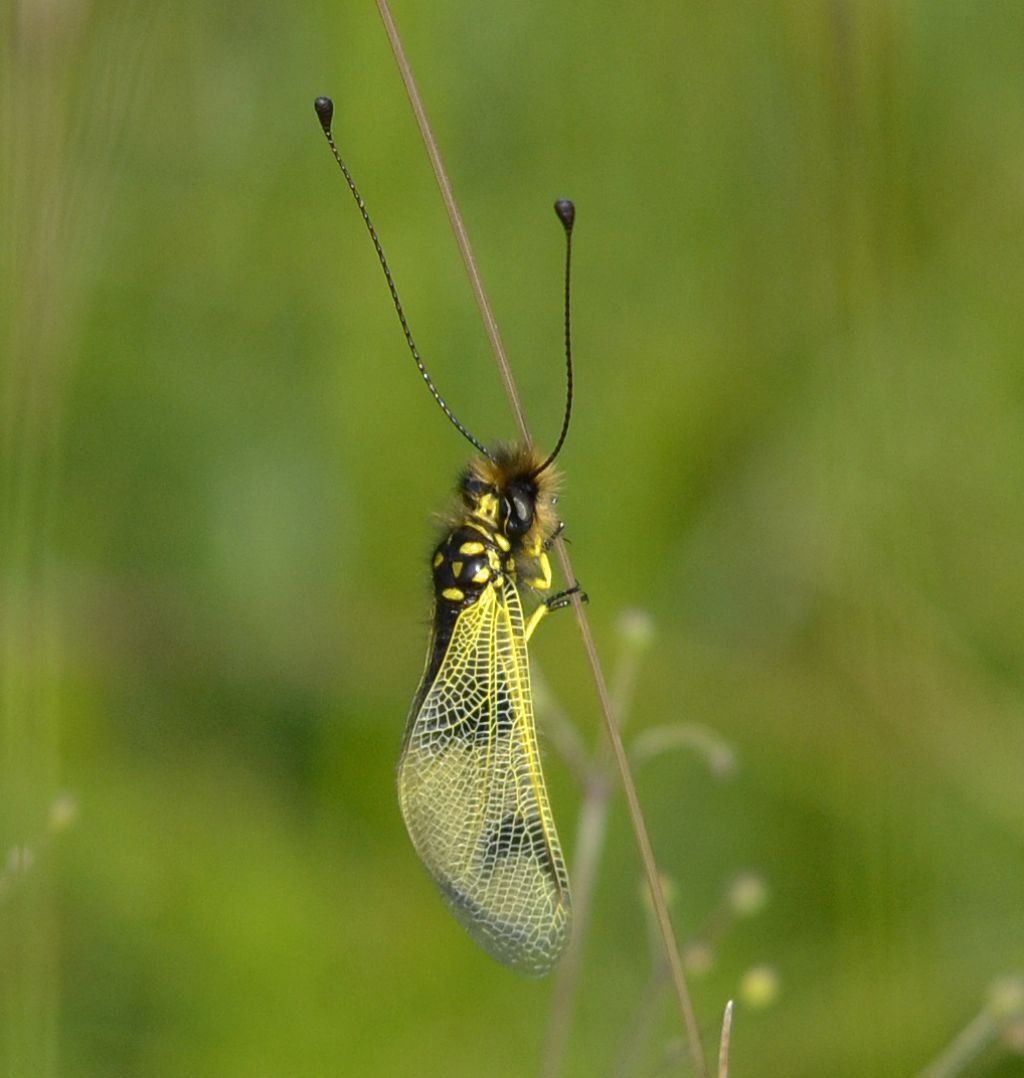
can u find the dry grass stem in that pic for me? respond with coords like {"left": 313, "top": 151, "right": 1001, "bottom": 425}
{"left": 718, "top": 1000, "right": 733, "bottom": 1078}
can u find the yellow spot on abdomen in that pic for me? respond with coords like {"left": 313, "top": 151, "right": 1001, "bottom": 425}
{"left": 459, "top": 541, "right": 485, "bottom": 556}
{"left": 441, "top": 587, "right": 465, "bottom": 602}
{"left": 451, "top": 561, "right": 463, "bottom": 577}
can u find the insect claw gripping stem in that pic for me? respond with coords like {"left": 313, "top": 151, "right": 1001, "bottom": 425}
{"left": 546, "top": 585, "right": 588, "bottom": 612}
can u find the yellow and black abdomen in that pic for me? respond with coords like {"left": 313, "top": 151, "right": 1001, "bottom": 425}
{"left": 433, "top": 524, "right": 504, "bottom": 608}
{"left": 408, "top": 526, "right": 506, "bottom": 718}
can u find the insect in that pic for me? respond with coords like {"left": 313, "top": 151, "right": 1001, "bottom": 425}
{"left": 315, "top": 96, "right": 583, "bottom": 976}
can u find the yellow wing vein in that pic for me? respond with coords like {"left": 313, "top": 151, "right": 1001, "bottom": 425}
{"left": 397, "top": 579, "right": 571, "bottom": 976}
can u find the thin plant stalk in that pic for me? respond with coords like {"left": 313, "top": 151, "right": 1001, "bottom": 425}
{"left": 372, "top": 0, "right": 531, "bottom": 444}
{"left": 914, "top": 1010, "right": 1001, "bottom": 1078}
{"left": 718, "top": 1000, "right": 733, "bottom": 1078}
{"left": 541, "top": 617, "right": 653, "bottom": 1077}
{"left": 373, "top": 3, "right": 707, "bottom": 1073}
{"left": 540, "top": 766, "right": 613, "bottom": 1078}
{"left": 915, "top": 975, "right": 1024, "bottom": 1078}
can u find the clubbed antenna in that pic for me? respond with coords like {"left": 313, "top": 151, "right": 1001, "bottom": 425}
{"left": 313, "top": 96, "right": 492, "bottom": 459}
{"left": 532, "top": 199, "right": 575, "bottom": 477}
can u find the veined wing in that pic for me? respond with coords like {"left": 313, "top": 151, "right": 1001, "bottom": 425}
{"left": 397, "top": 577, "right": 571, "bottom": 977}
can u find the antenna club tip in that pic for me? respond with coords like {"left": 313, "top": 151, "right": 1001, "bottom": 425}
{"left": 314, "top": 96, "right": 334, "bottom": 133}
{"left": 554, "top": 198, "right": 575, "bottom": 232}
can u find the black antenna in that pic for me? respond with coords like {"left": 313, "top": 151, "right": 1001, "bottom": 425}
{"left": 532, "top": 199, "right": 575, "bottom": 477}
{"left": 313, "top": 96, "right": 492, "bottom": 459}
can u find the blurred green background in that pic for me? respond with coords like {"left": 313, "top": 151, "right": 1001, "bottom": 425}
{"left": 3, "top": 1, "right": 1024, "bottom": 1075}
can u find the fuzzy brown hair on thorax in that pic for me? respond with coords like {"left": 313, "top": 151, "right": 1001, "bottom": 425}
{"left": 454, "top": 442, "right": 562, "bottom": 557}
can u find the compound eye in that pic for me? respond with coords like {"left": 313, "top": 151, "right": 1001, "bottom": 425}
{"left": 502, "top": 490, "right": 534, "bottom": 534}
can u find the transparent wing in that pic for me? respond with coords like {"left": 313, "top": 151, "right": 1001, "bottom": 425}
{"left": 397, "top": 578, "right": 571, "bottom": 977}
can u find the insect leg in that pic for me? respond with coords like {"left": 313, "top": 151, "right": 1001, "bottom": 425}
{"left": 522, "top": 550, "right": 554, "bottom": 590}
{"left": 524, "top": 584, "right": 588, "bottom": 642}
{"left": 542, "top": 521, "right": 565, "bottom": 552}
{"left": 546, "top": 584, "right": 588, "bottom": 610}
